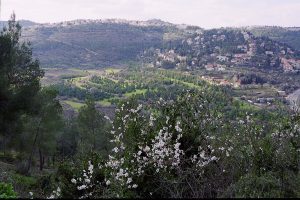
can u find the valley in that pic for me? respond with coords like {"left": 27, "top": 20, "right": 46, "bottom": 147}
{"left": 1, "top": 15, "right": 300, "bottom": 199}
{"left": 42, "top": 63, "right": 297, "bottom": 119}
{"left": 17, "top": 19, "right": 300, "bottom": 114}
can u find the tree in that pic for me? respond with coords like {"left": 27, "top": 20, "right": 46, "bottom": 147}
{"left": 0, "top": 13, "right": 44, "bottom": 154}
{"left": 21, "top": 87, "right": 63, "bottom": 173}
{"left": 77, "top": 98, "right": 108, "bottom": 153}
{"left": 56, "top": 117, "right": 80, "bottom": 161}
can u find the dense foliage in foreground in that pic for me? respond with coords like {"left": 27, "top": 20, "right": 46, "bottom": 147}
{"left": 44, "top": 90, "right": 299, "bottom": 198}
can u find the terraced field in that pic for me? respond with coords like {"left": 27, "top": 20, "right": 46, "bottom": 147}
{"left": 42, "top": 65, "right": 290, "bottom": 114}
{"left": 43, "top": 66, "right": 211, "bottom": 111}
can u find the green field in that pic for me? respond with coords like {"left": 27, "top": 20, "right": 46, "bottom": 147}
{"left": 97, "top": 98, "right": 114, "bottom": 106}
{"left": 47, "top": 66, "right": 286, "bottom": 113}
{"left": 124, "top": 89, "right": 148, "bottom": 97}
{"left": 63, "top": 100, "right": 85, "bottom": 110}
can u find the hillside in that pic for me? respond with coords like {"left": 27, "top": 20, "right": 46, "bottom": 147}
{"left": 0, "top": 20, "right": 38, "bottom": 29}
{"left": 1, "top": 15, "right": 300, "bottom": 199}
{"left": 20, "top": 19, "right": 195, "bottom": 68}
{"left": 12, "top": 19, "right": 300, "bottom": 100}
{"left": 17, "top": 19, "right": 300, "bottom": 73}
{"left": 245, "top": 26, "right": 300, "bottom": 51}
{"left": 144, "top": 28, "right": 300, "bottom": 73}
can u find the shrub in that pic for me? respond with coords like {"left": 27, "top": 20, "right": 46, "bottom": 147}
{"left": 0, "top": 182, "right": 17, "bottom": 199}
{"left": 51, "top": 90, "right": 300, "bottom": 198}
{"left": 222, "top": 173, "right": 281, "bottom": 198}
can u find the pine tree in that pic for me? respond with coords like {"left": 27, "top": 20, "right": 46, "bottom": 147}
{"left": 0, "top": 13, "right": 44, "bottom": 154}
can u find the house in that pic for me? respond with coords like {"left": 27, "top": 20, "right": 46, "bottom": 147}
{"left": 277, "top": 90, "right": 286, "bottom": 97}
{"left": 281, "top": 58, "right": 294, "bottom": 72}
{"left": 237, "top": 45, "right": 248, "bottom": 52}
{"left": 257, "top": 98, "right": 266, "bottom": 103}
{"left": 219, "top": 80, "right": 230, "bottom": 86}
{"left": 217, "top": 55, "right": 229, "bottom": 62}
{"left": 205, "top": 63, "right": 215, "bottom": 71}
{"left": 265, "top": 51, "right": 274, "bottom": 56}
{"left": 217, "top": 64, "right": 226, "bottom": 71}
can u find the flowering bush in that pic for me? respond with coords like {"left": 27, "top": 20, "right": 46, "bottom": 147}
{"left": 50, "top": 90, "right": 300, "bottom": 198}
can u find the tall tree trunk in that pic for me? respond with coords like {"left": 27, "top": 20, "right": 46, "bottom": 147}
{"left": 52, "top": 156, "right": 55, "bottom": 166}
{"left": 39, "top": 148, "right": 44, "bottom": 171}
{"left": 92, "top": 121, "right": 96, "bottom": 152}
{"left": 93, "top": 129, "right": 96, "bottom": 152}
{"left": 3, "top": 132, "right": 6, "bottom": 156}
{"left": 3, "top": 126, "right": 10, "bottom": 156}
{"left": 47, "top": 157, "right": 51, "bottom": 167}
{"left": 27, "top": 120, "right": 41, "bottom": 173}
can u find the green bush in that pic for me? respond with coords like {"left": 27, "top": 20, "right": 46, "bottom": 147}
{"left": 0, "top": 182, "right": 17, "bottom": 199}
{"left": 12, "top": 174, "right": 36, "bottom": 190}
{"left": 222, "top": 172, "right": 281, "bottom": 198}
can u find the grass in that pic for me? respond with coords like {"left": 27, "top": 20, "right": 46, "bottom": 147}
{"left": 69, "top": 77, "right": 89, "bottom": 89}
{"left": 234, "top": 85, "right": 278, "bottom": 98}
{"left": 12, "top": 174, "right": 37, "bottom": 189}
{"left": 97, "top": 98, "right": 113, "bottom": 106}
{"left": 167, "top": 78, "right": 202, "bottom": 89}
{"left": 105, "top": 68, "right": 121, "bottom": 74}
{"left": 239, "top": 101, "right": 260, "bottom": 110}
{"left": 63, "top": 100, "right": 85, "bottom": 110}
{"left": 233, "top": 98, "right": 261, "bottom": 111}
{"left": 67, "top": 68, "right": 120, "bottom": 88}
{"left": 42, "top": 68, "right": 90, "bottom": 86}
{"left": 124, "top": 89, "right": 147, "bottom": 97}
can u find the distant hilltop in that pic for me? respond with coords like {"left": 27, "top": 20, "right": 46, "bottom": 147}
{"left": 1, "top": 18, "right": 300, "bottom": 31}
{"left": 0, "top": 18, "right": 299, "bottom": 70}
{"left": 0, "top": 19, "right": 38, "bottom": 28}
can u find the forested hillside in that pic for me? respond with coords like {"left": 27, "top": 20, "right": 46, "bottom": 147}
{"left": 20, "top": 19, "right": 192, "bottom": 68}
{"left": 17, "top": 20, "right": 300, "bottom": 78}
{"left": 246, "top": 26, "right": 300, "bottom": 51}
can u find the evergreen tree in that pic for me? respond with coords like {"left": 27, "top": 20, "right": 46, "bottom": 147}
{"left": 0, "top": 13, "right": 44, "bottom": 154}
{"left": 22, "top": 87, "right": 63, "bottom": 172}
{"left": 77, "top": 98, "right": 108, "bottom": 153}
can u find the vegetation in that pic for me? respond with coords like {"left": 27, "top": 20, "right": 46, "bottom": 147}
{"left": 0, "top": 14, "right": 300, "bottom": 199}
{"left": 0, "top": 183, "right": 17, "bottom": 198}
{"left": 247, "top": 26, "right": 300, "bottom": 51}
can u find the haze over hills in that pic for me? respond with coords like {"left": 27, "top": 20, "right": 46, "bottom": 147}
{"left": 0, "top": 20, "right": 38, "bottom": 28}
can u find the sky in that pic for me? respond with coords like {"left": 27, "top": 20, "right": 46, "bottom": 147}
{"left": 1, "top": 0, "right": 300, "bottom": 28}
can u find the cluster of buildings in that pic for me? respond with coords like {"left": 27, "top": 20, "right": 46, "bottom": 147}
{"left": 152, "top": 29, "right": 300, "bottom": 73}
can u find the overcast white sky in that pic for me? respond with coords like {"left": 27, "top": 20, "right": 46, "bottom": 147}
{"left": 1, "top": 0, "right": 300, "bottom": 28}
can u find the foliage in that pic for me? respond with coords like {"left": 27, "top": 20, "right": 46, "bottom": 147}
{"left": 0, "top": 13, "right": 44, "bottom": 153}
{"left": 222, "top": 172, "right": 281, "bottom": 198}
{"left": 0, "top": 182, "right": 17, "bottom": 199}
{"left": 77, "top": 98, "right": 110, "bottom": 153}
{"left": 1, "top": 13, "right": 300, "bottom": 199}
{"left": 55, "top": 89, "right": 299, "bottom": 198}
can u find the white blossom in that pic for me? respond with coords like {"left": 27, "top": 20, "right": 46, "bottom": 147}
{"left": 71, "top": 178, "right": 77, "bottom": 184}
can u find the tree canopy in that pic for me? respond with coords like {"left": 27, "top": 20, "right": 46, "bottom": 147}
{"left": 0, "top": 13, "right": 44, "bottom": 140}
